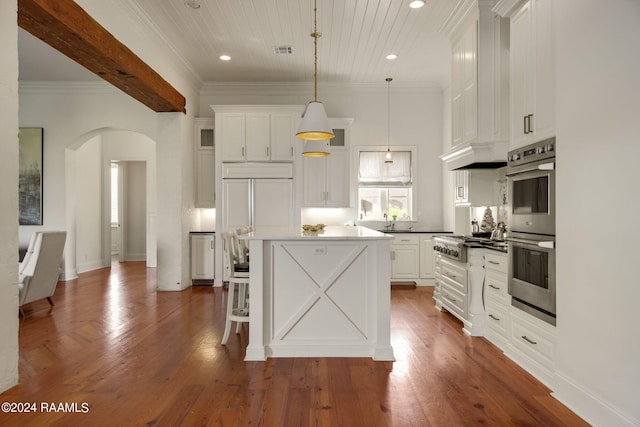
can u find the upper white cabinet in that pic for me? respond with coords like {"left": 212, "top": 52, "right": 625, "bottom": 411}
{"left": 194, "top": 118, "right": 215, "bottom": 208}
{"left": 443, "top": 1, "right": 510, "bottom": 150}
{"left": 302, "top": 119, "right": 353, "bottom": 208}
{"left": 451, "top": 20, "right": 478, "bottom": 146}
{"left": 454, "top": 169, "right": 500, "bottom": 206}
{"left": 494, "top": 0, "right": 555, "bottom": 149}
{"left": 214, "top": 106, "right": 302, "bottom": 162}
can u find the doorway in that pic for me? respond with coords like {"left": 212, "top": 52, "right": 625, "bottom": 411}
{"left": 109, "top": 160, "right": 147, "bottom": 265}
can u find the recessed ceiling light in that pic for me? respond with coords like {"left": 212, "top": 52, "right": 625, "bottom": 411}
{"left": 184, "top": 1, "right": 201, "bottom": 9}
{"left": 409, "top": 1, "right": 425, "bottom": 8}
{"left": 386, "top": 54, "right": 398, "bottom": 60}
{"left": 219, "top": 55, "right": 231, "bottom": 61}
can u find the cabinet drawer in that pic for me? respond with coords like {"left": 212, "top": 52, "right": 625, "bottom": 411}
{"left": 485, "top": 270, "right": 509, "bottom": 303}
{"left": 440, "top": 283, "right": 467, "bottom": 319}
{"left": 484, "top": 252, "right": 508, "bottom": 273}
{"left": 392, "top": 234, "right": 419, "bottom": 245}
{"left": 485, "top": 301, "right": 508, "bottom": 336}
{"left": 440, "top": 259, "right": 467, "bottom": 293}
{"left": 510, "top": 313, "right": 555, "bottom": 366}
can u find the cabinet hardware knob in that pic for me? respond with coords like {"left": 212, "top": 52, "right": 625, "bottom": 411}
{"left": 522, "top": 335, "right": 537, "bottom": 345}
{"left": 527, "top": 114, "right": 534, "bottom": 133}
{"left": 488, "top": 260, "right": 500, "bottom": 265}
{"left": 489, "top": 314, "right": 500, "bottom": 321}
{"left": 489, "top": 284, "right": 500, "bottom": 290}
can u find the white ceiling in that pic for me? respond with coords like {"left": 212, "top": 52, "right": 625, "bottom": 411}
{"left": 18, "top": 0, "right": 456, "bottom": 87}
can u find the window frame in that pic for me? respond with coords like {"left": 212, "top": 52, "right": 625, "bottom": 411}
{"left": 353, "top": 145, "right": 418, "bottom": 222}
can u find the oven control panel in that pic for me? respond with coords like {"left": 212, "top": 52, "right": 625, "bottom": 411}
{"left": 508, "top": 137, "right": 555, "bottom": 166}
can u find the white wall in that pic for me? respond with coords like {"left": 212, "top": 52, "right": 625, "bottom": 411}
{"left": 123, "top": 161, "right": 147, "bottom": 261}
{"left": 553, "top": 1, "right": 640, "bottom": 426}
{"left": 0, "top": 0, "right": 19, "bottom": 394}
{"left": 200, "top": 83, "right": 445, "bottom": 231}
{"left": 74, "top": 135, "right": 103, "bottom": 273}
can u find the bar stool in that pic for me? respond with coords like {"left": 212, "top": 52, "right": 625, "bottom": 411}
{"left": 221, "top": 231, "right": 250, "bottom": 345}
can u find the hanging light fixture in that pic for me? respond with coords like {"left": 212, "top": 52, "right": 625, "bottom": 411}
{"left": 302, "top": 139, "right": 331, "bottom": 157}
{"left": 385, "top": 77, "right": 393, "bottom": 163}
{"left": 297, "top": 0, "right": 334, "bottom": 143}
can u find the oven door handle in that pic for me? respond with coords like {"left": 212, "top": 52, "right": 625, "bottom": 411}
{"left": 506, "top": 161, "right": 555, "bottom": 175}
{"left": 507, "top": 237, "right": 555, "bottom": 249}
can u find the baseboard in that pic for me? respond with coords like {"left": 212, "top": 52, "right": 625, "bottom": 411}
{"left": 76, "top": 260, "right": 104, "bottom": 275}
{"left": 552, "top": 372, "right": 639, "bottom": 427}
{"left": 391, "top": 281, "right": 416, "bottom": 290}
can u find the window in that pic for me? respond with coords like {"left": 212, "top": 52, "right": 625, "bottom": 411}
{"left": 357, "top": 150, "right": 414, "bottom": 221}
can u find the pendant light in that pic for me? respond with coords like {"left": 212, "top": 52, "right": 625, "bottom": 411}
{"left": 385, "top": 77, "right": 393, "bottom": 163}
{"left": 297, "top": 0, "right": 334, "bottom": 144}
{"left": 302, "top": 139, "right": 331, "bottom": 157}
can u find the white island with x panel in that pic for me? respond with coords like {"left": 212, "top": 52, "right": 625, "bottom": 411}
{"left": 239, "top": 226, "right": 395, "bottom": 361}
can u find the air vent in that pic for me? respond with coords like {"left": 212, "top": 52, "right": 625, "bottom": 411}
{"left": 273, "top": 45, "right": 294, "bottom": 55}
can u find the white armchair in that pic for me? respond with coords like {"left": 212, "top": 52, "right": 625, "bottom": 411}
{"left": 18, "top": 231, "right": 67, "bottom": 315}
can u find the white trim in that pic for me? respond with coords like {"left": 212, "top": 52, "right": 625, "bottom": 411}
{"left": 552, "top": 372, "right": 639, "bottom": 427}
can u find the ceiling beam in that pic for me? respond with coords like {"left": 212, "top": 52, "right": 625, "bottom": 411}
{"left": 18, "top": 0, "right": 186, "bottom": 113}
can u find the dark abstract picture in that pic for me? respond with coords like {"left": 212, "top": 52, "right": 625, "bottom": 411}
{"left": 19, "top": 128, "right": 43, "bottom": 225}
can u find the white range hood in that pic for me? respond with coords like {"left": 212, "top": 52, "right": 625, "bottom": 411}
{"left": 440, "top": 140, "right": 509, "bottom": 171}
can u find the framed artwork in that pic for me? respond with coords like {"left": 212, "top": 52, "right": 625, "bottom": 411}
{"left": 19, "top": 128, "right": 43, "bottom": 225}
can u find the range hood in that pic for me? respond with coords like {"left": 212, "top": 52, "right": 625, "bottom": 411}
{"left": 440, "top": 140, "right": 508, "bottom": 171}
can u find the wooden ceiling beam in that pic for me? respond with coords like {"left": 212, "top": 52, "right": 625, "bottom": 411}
{"left": 18, "top": 0, "right": 186, "bottom": 113}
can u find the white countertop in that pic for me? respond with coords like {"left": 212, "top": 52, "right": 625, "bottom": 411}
{"left": 240, "top": 225, "right": 392, "bottom": 240}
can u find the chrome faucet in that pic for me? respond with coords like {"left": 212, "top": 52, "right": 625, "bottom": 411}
{"left": 383, "top": 213, "right": 394, "bottom": 231}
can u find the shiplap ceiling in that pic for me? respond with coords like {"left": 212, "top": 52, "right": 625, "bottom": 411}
{"left": 18, "top": 0, "right": 457, "bottom": 86}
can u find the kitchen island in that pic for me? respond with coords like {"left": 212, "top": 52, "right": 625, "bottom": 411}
{"left": 240, "top": 226, "right": 395, "bottom": 361}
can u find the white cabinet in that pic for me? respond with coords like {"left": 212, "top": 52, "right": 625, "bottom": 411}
{"left": 438, "top": 257, "right": 469, "bottom": 320}
{"left": 483, "top": 251, "right": 509, "bottom": 350}
{"left": 391, "top": 234, "right": 420, "bottom": 280}
{"left": 191, "top": 233, "right": 215, "bottom": 282}
{"left": 219, "top": 113, "right": 245, "bottom": 161}
{"left": 497, "top": 0, "right": 554, "bottom": 149}
{"left": 302, "top": 120, "right": 352, "bottom": 208}
{"left": 450, "top": 21, "right": 477, "bottom": 146}
{"left": 194, "top": 118, "right": 215, "bottom": 208}
{"left": 303, "top": 149, "right": 349, "bottom": 207}
{"left": 216, "top": 108, "right": 300, "bottom": 162}
{"left": 454, "top": 169, "right": 500, "bottom": 206}
{"left": 444, "top": 2, "right": 509, "bottom": 149}
{"left": 433, "top": 251, "right": 443, "bottom": 301}
{"left": 505, "top": 305, "right": 556, "bottom": 388}
{"left": 419, "top": 234, "right": 435, "bottom": 279}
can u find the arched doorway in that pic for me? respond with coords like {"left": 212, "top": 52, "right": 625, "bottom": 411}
{"left": 65, "top": 128, "right": 157, "bottom": 279}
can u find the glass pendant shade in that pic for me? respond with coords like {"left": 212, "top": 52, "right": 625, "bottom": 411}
{"left": 302, "top": 139, "right": 330, "bottom": 157}
{"left": 296, "top": 101, "right": 334, "bottom": 140}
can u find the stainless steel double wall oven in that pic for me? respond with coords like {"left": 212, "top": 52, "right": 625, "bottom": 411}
{"left": 506, "top": 138, "right": 556, "bottom": 325}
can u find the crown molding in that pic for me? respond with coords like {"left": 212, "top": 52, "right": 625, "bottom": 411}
{"left": 200, "top": 81, "right": 443, "bottom": 97}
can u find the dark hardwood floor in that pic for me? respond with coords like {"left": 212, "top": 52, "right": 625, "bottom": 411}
{"left": 1, "top": 261, "right": 587, "bottom": 426}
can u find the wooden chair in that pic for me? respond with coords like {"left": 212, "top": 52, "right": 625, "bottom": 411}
{"left": 18, "top": 231, "right": 67, "bottom": 316}
{"left": 221, "top": 230, "right": 250, "bottom": 345}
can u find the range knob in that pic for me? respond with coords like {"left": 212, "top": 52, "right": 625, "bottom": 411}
{"left": 452, "top": 250, "right": 459, "bottom": 257}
